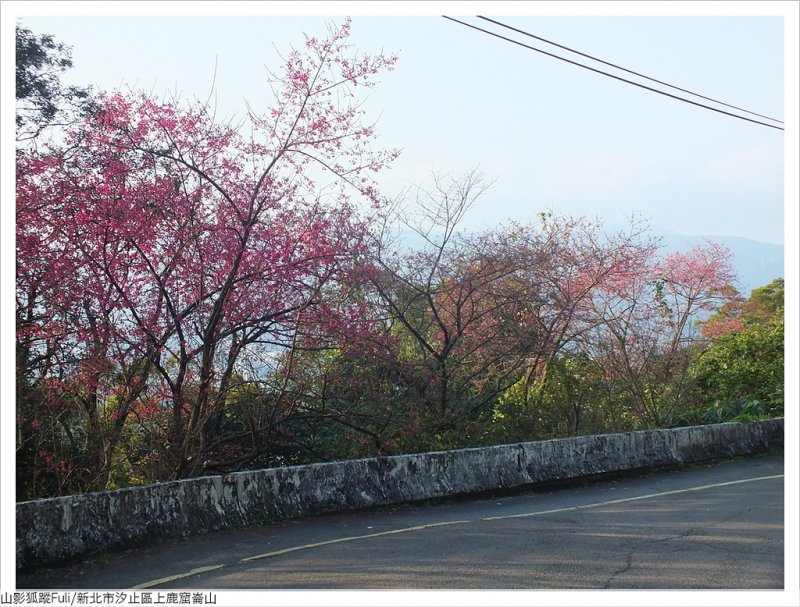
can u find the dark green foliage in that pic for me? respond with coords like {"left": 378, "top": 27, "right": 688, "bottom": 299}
{"left": 672, "top": 398, "right": 778, "bottom": 427}
{"left": 683, "top": 278, "right": 784, "bottom": 424}
{"left": 15, "top": 23, "right": 94, "bottom": 136}
{"left": 693, "top": 320, "right": 784, "bottom": 413}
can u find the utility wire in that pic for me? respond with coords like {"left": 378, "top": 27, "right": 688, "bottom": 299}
{"left": 442, "top": 16, "right": 783, "bottom": 131}
{"left": 477, "top": 15, "right": 784, "bottom": 126}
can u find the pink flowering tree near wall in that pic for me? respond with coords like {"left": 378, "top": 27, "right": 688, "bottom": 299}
{"left": 585, "top": 241, "right": 738, "bottom": 428}
{"left": 17, "top": 19, "right": 398, "bottom": 493}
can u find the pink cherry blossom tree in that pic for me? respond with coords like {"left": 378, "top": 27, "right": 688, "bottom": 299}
{"left": 491, "top": 213, "right": 659, "bottom": 434}
{"left": 16, "top": 19, "right": 398, "bottom": 490}
{"left": 585, "top": 240, "right": 738, "bottom": 427}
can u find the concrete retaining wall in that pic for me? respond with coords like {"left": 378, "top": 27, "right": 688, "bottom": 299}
{"left": 16, "top": 419, "right": 783, "bottom": 572}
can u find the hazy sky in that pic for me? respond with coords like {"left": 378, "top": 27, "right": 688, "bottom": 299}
{"left": 2, "top": 2, "right": 799, "bottom": 602}
{"left": 11, "top": 5, "right": 792, "bottom": 244}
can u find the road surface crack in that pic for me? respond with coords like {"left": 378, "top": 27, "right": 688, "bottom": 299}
{"left": 654, "top": 506, "right": 755, "bottom": 545}
{"left": 603, "top": 550, "right": 633, "bottom": 588}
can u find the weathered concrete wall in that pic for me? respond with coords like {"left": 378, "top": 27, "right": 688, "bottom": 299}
{"left": 16, "top": 419, "right": 783, "bottom": 572}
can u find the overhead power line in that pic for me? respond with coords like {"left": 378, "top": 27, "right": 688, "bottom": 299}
{"left": 477, "top": 15, "right": 784, "bottom": 126}
{"left": 442, "top": 16, "right": 783, "bottom": 131}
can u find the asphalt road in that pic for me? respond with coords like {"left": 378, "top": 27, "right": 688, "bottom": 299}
{"left": 18, "top": 454, "right": 784, "bottom": 590}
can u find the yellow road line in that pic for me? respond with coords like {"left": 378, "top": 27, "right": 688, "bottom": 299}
{"left": 482, "top": 474, "right": 784, "bottom": 521}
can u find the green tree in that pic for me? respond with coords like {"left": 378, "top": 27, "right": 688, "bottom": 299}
{"left": 690, "top": 278, "right": 784, "bottom": 420}
{"left": 15, "top": 23, "right": 94, "bottom": 140}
